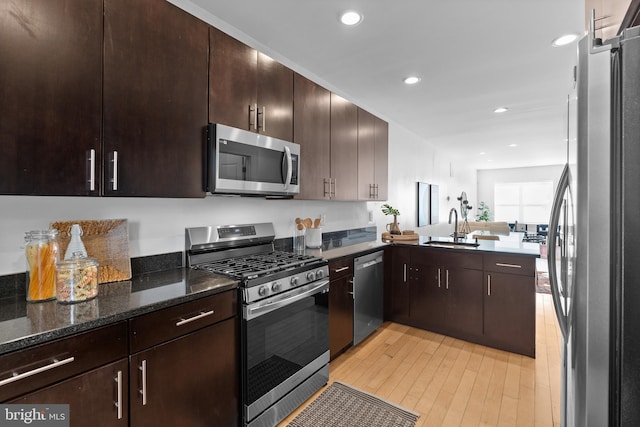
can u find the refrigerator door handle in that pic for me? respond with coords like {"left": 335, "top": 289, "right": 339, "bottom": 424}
{"left": 548, "top": 163, "right": 570, "bottom": 340}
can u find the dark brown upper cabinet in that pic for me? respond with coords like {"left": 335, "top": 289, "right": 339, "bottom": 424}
{"left": 329, "top": 94, "right": 359, "bottom": 201}
{"left": 209, "top": 27, "right": 293, "bottom": 142}
{"left": 0, "top": 0, "right": 102, "bottom": 196}
{"left": 103, "top": 0, "right": 208, "bottom": 197}
{"left": 357, "top": 109, "right": 388, "bottom": 201}
{"left": 294, "top": 73, "right": 331, "bottom": 200}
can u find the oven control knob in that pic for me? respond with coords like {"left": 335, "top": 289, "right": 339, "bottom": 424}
{"left": 271, "top": 282, "right": 282, "bottom": 292}
{"left": 306, "top": 271, "right": 316, "bottom": 281}
{"left": 290, "top": 276, "right": 299, "bottom": 286}
{"left": 258, "top": 286, "right": 269, "bottom": 297}
{"left": 315, "top": 269, "right": 325, "bottom": 279}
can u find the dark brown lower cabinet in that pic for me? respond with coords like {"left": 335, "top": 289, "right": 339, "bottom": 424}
{"left": 445, "top": 267, "right": 483, "bottom": 339}
{"left": 389, "top": 246, "right": 411, "bottom": 323}
{"left": 10, "top": 359, "right": 128, "bottom": 426}
{"left": 484, "top": 271, "right": 536, "bottom": 357}
{"left": 388, "top": 246, "right": 536, "bottom": 357}
{"left": 129, "top": 317, "right": 238, "bottom": 426}
{"left": 329, "top": 257, "right": 354, "bottom": 359}
{"left": 409, "top": 262, "right": 445, "bottom": 330}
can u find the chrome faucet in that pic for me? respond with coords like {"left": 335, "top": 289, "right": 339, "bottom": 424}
{"left": 449, "top": 208, "right": 459, "bottom": 242}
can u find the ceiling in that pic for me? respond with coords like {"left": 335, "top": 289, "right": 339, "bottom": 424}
{"left": 175, "top": 0, "right": 585, "bottom": 170}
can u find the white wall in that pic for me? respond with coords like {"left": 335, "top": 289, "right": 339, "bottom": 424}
{"left": 371, "top": 125, "right": 476, "bottom": 239}
{"left": 0, "top": 123, "right": 474, "bottom": 276}
{"left": 476, "top": 164, "right": 564, "bottom": 221}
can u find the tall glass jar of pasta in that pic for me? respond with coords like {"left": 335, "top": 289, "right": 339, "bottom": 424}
{"left": 25, "top": 230, "right": 59, "bottom": 302}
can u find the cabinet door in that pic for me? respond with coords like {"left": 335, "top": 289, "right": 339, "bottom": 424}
{"left": 357, "top": 108, "right": 376, "bottom": 200}
{"left": 209, "top": 27, "right": 258, "bottom": 132}
{"left": 330, "top": 94, "right": 358, "bottom": 200}
{"left": 389, "top": 246, "right": 411, "bottom": 323}
{"left": 410, "top": 262, "right": 445, "bottom": 331}
{"left": 484, "top": 272, "right": 535, "bottom": 357}
{"left": 0, "top": 0, "right": 102, "bottom": 195}
{"left": 294, "top": 73, "right": 331, "bottom": 200}
{"left": 130, "top": 318, "right": 239, "bottom": 426}
{"left": 445, "top": 267, "right": 483, "bottom": 338}
{"left": 373, "top": 117, "right": 389, "bottom": 200}
{"left": 257, "top": 53, "right": 293, "bottom": 141}
{"left": 329, "top": 274, "right": 354, "bottom": 359}
{"left": 103, "top": 0, "right": 208, "bottom": 197}
{"left": 10, "top": 359, "right": 128, "bottom": 427}
{"left": 357, "top": 110, "right": 388, "bottom": 201}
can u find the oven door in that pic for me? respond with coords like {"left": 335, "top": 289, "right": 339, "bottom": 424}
{"left": 208, "top": 123, "right": 300, "bottom": 196}
{"left": 242, "top": 280, "right": 329, "bottom": 423}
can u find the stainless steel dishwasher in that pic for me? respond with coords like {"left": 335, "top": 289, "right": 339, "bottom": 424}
{"left": 353, "top": 250, "right": 384, "bottom": 345}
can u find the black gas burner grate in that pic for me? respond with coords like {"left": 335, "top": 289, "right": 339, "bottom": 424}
{"left": 195, "top": 251, "right": 320, "bottom": 280}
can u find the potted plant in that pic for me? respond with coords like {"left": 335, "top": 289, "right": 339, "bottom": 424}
{"left": 476, "top": 201, "right": 491, "bottom": 222}
{"left": 382, "top": 203, "right": 401, "bottom": 235}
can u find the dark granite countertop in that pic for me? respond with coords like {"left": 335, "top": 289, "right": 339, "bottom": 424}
{"left": 0, "top": 268, "right": 238, "bottom": 356}
{"left": 390, "top": 235, "right": 541, "bottom": 257}
{"left": 307, "top": 240, "right": 389, "bottom": 261}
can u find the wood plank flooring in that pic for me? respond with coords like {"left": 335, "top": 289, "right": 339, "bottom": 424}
{"left": 279, "top": 293, "right": 561, "bottom": 426}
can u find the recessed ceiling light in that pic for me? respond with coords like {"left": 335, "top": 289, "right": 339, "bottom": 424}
{"left": 479, "top": 152, "right": 486, "bottom": 155}
{"left": 508, "top": 143, "right": 518, "bottom": 147}
{"left": 403, "top": 76, "right": 421, "bottom": 85}
{"left": 340, "top": 10, "right": 363, "bottom": 26}
{"left": 493, "top": 107, "right": 509, "bottom": 113}
{"left": 552, "top": 34, "right": 578, "bottom": 47}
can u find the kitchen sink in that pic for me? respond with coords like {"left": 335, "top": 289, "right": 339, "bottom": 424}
{"left": 423, "top": 240, "right": 480, "bottom": 249}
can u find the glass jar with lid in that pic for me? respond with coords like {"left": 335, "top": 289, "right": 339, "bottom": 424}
{"left": 25, "top": 230, "right": 59, "bottom": 302}
{"left": 56, "top": 254, "right": 99, "bottom": 304}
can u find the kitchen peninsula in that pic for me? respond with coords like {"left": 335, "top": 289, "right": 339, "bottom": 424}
{"left": 386, "top": 235, "right": 540, "bottom": 358}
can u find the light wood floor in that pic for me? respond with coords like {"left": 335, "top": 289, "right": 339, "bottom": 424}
{"left": 279, "top": 293, "right": 561, "bottom": 426}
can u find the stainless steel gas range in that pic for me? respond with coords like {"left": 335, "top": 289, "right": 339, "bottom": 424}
{"left": 185, "top": 223, "right": 329, "bottom": 427}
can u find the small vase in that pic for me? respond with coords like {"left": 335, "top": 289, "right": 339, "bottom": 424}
{"left": 387, "top": 216, "right": 401, "bottom": 235}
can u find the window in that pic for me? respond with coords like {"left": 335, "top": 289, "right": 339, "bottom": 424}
{"left": 494, "top": 181, "right": 554, "bottom": 223}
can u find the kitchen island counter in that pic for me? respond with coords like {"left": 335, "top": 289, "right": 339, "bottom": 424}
{"left": 0, "top": 268, "right": 238, "bottom": 355}
{"left": 388, "top": 234, "right": 541, "bottom": 257}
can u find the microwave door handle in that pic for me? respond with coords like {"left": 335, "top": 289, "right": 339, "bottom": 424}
{"left": 282, "top": 146, "right": 292, "bottom": 188}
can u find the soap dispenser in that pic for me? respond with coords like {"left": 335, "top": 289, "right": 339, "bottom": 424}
{"left": 64, "top": 224, "right": 87, "bottom": 260}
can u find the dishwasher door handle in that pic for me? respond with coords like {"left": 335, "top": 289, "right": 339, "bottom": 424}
{"left": 356, "top": 257, "right": 383, "bottom": 270}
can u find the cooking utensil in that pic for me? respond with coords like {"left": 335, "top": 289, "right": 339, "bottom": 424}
{"left": 303, "top": 218, "right": 313, "bottom": 229}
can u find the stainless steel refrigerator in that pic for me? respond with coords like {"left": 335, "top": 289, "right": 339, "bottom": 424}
{"left": 548, "top": 24, "right": 640, "bottom": 427}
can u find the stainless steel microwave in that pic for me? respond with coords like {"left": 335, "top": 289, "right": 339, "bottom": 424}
{"left": 207, "top": 123, "right": 300, "bottom": 196}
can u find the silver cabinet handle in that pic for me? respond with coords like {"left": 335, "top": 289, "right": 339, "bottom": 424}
{"left": 488, "top": 275, "right": 492, "bottom": 296}
{"left": 495, "top": 263, "right": 522, "bottom": 269}
{"left": 176, "top": 310, "right": 215, "bottom": 327}
{"left": 88, "top": 149, "right": 96, "bottom": 191}
{"left": 446, "top": 269, "right": 449, "bottom": 289}
{"left": 348, "top": 278, "right": 354, "bottom": 299}
{"left": 114, "top": 370, "right": 123, "bottom": 420}
{"left": 323, "top": 178, "right": 331, "bottom": 198}
{"left": 403, "top": 264, "right": 407, "bottom": 283}
{"left": 437, "top": 268, "right": 441, "bottom": 288}
{"left": 0, "top": 356, "right": 75, "bottom": 387}
{"left": 139, "top": 360, "right": 147, "bottom": 406}
{"left": 332, "top": 178, "right": 337, "bottom": 198}
{"left": 249, "top": 104, "right": 256, "bottom": 130}
{"left": 261, "top": 105, "right": 266, "bottom": 131}
{"left": 335, "top": 266, "right": 350, "bottom": 273}
{"left": 111, "top": 151, "right": 118, "bottom": 191}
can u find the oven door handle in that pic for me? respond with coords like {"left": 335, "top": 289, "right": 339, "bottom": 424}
{"left": 244, "top": 280, "right": 329, "bottom": 320}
